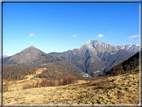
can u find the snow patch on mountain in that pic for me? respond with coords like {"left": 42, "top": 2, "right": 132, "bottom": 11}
{"left": 78, "top": 40, "right": 139, "bottom": 55}
{"left": 117, "top": 44, "right": 140, "bottom": 53}
{"left": 85, "top": 40, "right": 94, "bottom": 45}
{"left": 136, "top": 44, "right": 139, "bottom": 46}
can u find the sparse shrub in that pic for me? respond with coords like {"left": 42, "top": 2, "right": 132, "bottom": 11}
{"left": 95, "top": 80, "right": 112, "bottom": 89}
{"left": 34, "top": 81, "right": 40, "bottom": 88}
{"left": 21, "top": 76, "right": 78, "bottom": 90}
{"left": 116, "top": 70, "right": 125, "bottom": 75}
{"left": 57, "top": 78, "right": 62, "bottom": 86}
{"left": 3, "top": 82, "right": 8, "bottom": 92}
{"left": 62, "top": 77, "right": 78, "bottom": 85}
{"left": 49, "top": 79, "right": 55, "bottom": 86}
{"left": 93, "top": 75, "right": 108, "bottom": 81}
{"left": 22, "top": 84, "right": 32, "bottom": 89}
{"left": 62, "top": 77, "right": 68, "bottom": 85}
{"left": 39, "top": 78, "right": 49, "bottom": 87}
{"left": 91, "top": 75, "right": 115, "bottom": 90}
{"left": 3, "top": 66, "right": 38, "bottom": 80}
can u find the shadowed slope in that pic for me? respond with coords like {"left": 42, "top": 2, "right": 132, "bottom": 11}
{"left": 103, "top": 51, "right": 140, "bottom": 76}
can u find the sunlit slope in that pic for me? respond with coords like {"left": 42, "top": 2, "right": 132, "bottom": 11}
{"left": 3, "top": 69, "right": 139, "bottom": 104}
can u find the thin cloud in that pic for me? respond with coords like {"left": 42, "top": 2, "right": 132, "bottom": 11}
{"left": 29, "top": 33, "right": 35, "bottom": 37}
{"left": 128, "top": 35, "right": 139, "bottom": 38}
{"left": 72, "top": 35, "right": 77, "bottom": 37}
{"left": 98, "top": 34, "right": 104, "bottom": 37}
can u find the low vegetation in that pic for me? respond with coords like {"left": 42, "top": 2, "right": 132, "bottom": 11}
{"left": 22, "top": 77, "right": 78, "bottom": 90}
{"left": 3, "top": 69, "right": 139, "bottom": 104}
{"left": 3, "top": 82, "right": 8, "bottom": 92}
{"left": 3, "top": 66, "right": 38, "bottom": 80}
{"left": 35, "top": 65, "right": 83, "bottom": 79}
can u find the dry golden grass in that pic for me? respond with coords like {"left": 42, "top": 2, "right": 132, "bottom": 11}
{"left": 22, "top": 77, "right": 78, "bottom": 89}
{"left": 25, "top": 67, "right": 46, "bottom": 80}
{"left": 3, "top": 70, "right": 139, "bottom": 105}
{"left": 3, "top": 82, "right": 8, "bottom": 92}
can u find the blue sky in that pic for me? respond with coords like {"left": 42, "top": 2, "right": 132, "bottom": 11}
{"left": 3, "top": 3, "right": 139, "bottom": 55}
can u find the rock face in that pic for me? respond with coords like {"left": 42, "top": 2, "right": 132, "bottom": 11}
{"left": 103, "top": 51, "right": 140, "bottom": 76}
{"left": 49, "top": 40, "right": 134, "bottom": 77}
{"left": 3, "top": 46, "right": 92, "bottom": 79}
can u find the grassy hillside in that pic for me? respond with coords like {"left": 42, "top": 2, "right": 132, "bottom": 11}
{"left": 3, "top": 68, "right": 139, "bottom": 105}
{"left": 3, "top": 66, "right": 38, "bottom": 80}
{"left": 34, "top": 65, "right": 85, "bottom": 80}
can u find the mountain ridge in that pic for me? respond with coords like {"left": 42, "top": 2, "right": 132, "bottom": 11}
{"left": 49, "top": 40, "right": 135, "bottom": 77}
{"left": 3, "top": 40, "right": 139, "bottom": 78}
{"left": 4, "top": 42, "right": 139, "bottom": 58}
{"left": 117, "top": 43, "right": 139, "bottom": 54}
{"left": 3, "top": 46, "right": 92, "bottom": 79}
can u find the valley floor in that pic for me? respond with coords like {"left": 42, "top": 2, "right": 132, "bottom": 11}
{"left": 3, "top": 71, "right": 139, "bottom": 105}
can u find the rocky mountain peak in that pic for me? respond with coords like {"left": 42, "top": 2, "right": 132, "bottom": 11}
{"left": 84, "top": 40, "right": 118, "bottom": 52}
{"left": 85, "top": 40, "right": 98, "bottom": 45}
{"left": 22, "top": 46, "right": 40, "bottom": 53}
{"left": 30, "top": 45, "right": 35, "bottom": 48}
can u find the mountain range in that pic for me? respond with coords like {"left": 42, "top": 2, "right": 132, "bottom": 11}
{"left": 117, "top": 43, "right": 139, "bottom": 54}
{"left": 3, "top": 40, "right": 140, "bottom": 78}
{"left": 49, "top": 40, "right": 139, "bottom": 76}
{"left": 3, "top": 46, "right": 92, "bottom": 79}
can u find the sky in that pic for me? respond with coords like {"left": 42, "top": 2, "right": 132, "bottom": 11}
{"left": 3, "top": 2, "right": 139, "bottom": 55}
